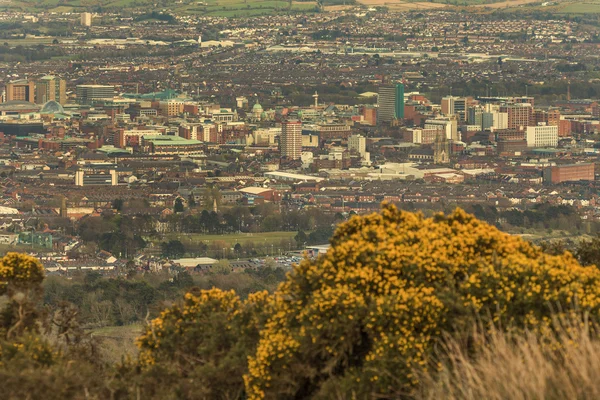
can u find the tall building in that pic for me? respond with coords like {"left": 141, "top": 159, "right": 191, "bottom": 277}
{"left": 81, "top": 12, "right": 92, "bottom": 27}
{"left": 514, "top": 96, "right": 534, "bottom": 108}
{"left": 159, "top": 100, "right": 185, "bottom": 116}
{"left": 35, "top": 75, "right": 66, "bottom": 105}
{"left": 468, "top": 105, "right": 484, "bottom": 128}
{"left": 361, "top": 106, "right": 377, "bottom": 125}
{"left": 526, "top": 124, "right": 558, "bottom": 148}
{"left": 5, "top": 79, "right": 35, "bottom": 102}
{"left": 442, "top": 96, "right": 467, "bottom": 121}
{"left": 377, "top": 84, "right": 404, "bottom": 123}
{"left": 425, "top": 116, "right": 458, "bottom": 142}
{"left": 76, "top": 84, "right": 114, "bottom": 105}
{"left": 501, "top": 103, "right": 532, "bottom": 130}
{"left": 348, "top": 134, "right": 366, "bottom": 157}
{"left": 280, "top": 120, "right": 302, "bottom": 160}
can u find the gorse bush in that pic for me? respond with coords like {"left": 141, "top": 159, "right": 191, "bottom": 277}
{"left": 243, "top": 204, "right": 600, "bottom": 399}
{"left": 5, "top": 206, "right": 600, "bottom": 399}
{"left": 137, "top": 288, "right": 271, "bottom": 399}
{"left": 0, "top": 253, "right": 45, "bottom": 339}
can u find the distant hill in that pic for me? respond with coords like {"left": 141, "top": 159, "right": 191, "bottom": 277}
{"left": 10, "top": 0, "right": 599, "bottom": 16}
{"left": 9, "top": 0, "right": 325, "bottom": 16}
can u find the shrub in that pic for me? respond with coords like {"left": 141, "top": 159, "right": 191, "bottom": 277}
{"left": 0, "top": 253, "right": 45, "bottom": 338}
{"left": 244, "top": 204, "right": 600, "bottom": 399}
{"left": 137, "top": 288, "right": 271, "bottom": 399}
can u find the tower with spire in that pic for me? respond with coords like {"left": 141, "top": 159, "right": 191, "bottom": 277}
{"left": 433, "top": 133, "right": 450, "bottom": 165}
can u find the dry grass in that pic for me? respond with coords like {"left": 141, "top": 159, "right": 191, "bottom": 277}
{"left": 323, "top": 4, "right": 356, "bottom": 11}
{"left": 356, "top": 0, "right": 447, "bottom": 9}
{"left": 417, "top": 317, "right": 600, "bottom": 400}
{"left": 472, "top": 0, "right": 541, "bottom": 8}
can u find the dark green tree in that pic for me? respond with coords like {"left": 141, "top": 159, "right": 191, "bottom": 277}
{"left": 173, "top": 198, "right": 184, "bottom": 213}
{"left": 161, "top": 240, "right": 186, "bottom": 259}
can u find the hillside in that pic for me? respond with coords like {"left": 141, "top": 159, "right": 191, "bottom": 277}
{"left": 6, "top": 0, "right": 600, "bottom": 15}
{"left": 5, "top": 0, "right": 320, "bottom": 16}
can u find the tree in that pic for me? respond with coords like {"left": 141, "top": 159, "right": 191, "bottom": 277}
{"left": 212, "top": 259, "right": 231, "bottom": 275}
{"left": 575, "top": 236, "right": 600, "bottom": 267}
{"left": 234, "top": 243, "right": 243, "bottom": 256}
{"left": 294, "top": 230, "right": 308, "bottom": 247}
{"left": 173, "top": 198, "right": 184, "bottom": 213}
{"left": 161, "top": 240, "right": 185, "bottom": 259}
{"left": 111, "top": 198, "right": 124, "bottom": 212}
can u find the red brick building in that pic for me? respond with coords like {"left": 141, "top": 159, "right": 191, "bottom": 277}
{"left": 543, "top": 163, "right": 595, "bottom": 184}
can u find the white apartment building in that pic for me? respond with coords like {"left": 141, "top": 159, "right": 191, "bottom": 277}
{"left": 526, "top": 124, "right": 558, "bottom": 147}
{"left": 348, "top": 134, "right": 366, "bottom": 157}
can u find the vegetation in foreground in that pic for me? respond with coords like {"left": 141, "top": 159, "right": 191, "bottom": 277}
{"left": 418, "top": 320, "right": 600, "bottom": 400}
{"left": 3, "top": 204, "right": 600, "bottom": 398}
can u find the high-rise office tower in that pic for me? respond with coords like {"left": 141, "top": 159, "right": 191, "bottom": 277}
{"left": 36, "top": 75, "right": 66, "bottom": 104}
{"left": 348, "top": 134, "right": 366, "bottom": 157}
{"left": 442, "top": 96, "right": 468, "bottom": 121}
{"left": 501, "top": 103, "right": 532, "bottom": 130}
{"left": 5, "top": 79, "right": 35, "bottom": 102}
{"left": 280, "top": 120, "right": 302, "bottom": 160}
{"left": 377, "top": 84, "right": 404, "bottom": 123}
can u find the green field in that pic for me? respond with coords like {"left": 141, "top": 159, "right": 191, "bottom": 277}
{"left": 90, "top": 324, "right": 142, "bottom": 362}
{"left": 4, "top": 0, "right": 318, "bottom": 16}
{"left": 155, "top": 231, "right": 297, "bottom": 247}
{"left": 90, "top": 323, "right": 143, "bottom": 339}
{"left": 0, "top": 243, "right": 53, "bottom": 255}
{"left": 174, "top": 0, "right": 316, "bottom": 16}
{"left": 557, "top": 2, "right": 600, "bottom": 14}
{"left": 147, "top": 231, "right": 299, "bottom": 257}
{"left": 0, "top": 37, "right": 57, "bottom": 45}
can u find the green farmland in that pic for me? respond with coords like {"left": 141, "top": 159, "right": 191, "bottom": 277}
{"left": 5, "top": 0, "right": 318, "bottom": 16}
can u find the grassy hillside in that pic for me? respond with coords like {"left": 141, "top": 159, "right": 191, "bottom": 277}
{"left": 5, "top": 0, "right": 318, "bottom": 15}
{"left": 9, "top": 0, "right": 600, "bottom": 15}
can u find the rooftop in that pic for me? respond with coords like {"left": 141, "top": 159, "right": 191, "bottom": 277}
{"left": 142, "top": 135, "right": 202, "bottom": 146}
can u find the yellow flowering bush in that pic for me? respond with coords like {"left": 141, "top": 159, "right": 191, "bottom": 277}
{"left": 0, "top": 252, "right": 45, "bottom": 296}
{"left": 0, "top": 333, "right": 59, "bottom": 368}
{"left": 137, "top": 288, "right": 272, "bottom": 399}
{"left": 244, "top": 204, "right": 600, "bottom": 399}
{"left": 0, "top": 253, "right": 45, "bottom": 338}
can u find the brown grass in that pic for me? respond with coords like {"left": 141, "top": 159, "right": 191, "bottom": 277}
{"left": 323, "top": 4, "right": 356, "bottom": 10}
{"left": 356, "top": 0, "right": 538, "bottom": 9}
{"left": 417, "top": 318, "right": 600, "bottom": 400}
{"left": 356, "top": 0, "right": 448, "bottom": 9}
{"left": 472, "top": 0, "right": 541, "bottom": 8}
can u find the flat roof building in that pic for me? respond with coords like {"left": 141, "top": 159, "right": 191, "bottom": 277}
{"left": 5, "top": 80, "right": 35, "bottom": 103}
{"left": 543, "top": 163, "right": 595, "bottom": 184}
{"left": 76, "top": 84, "right": 114, "bottom": 105}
